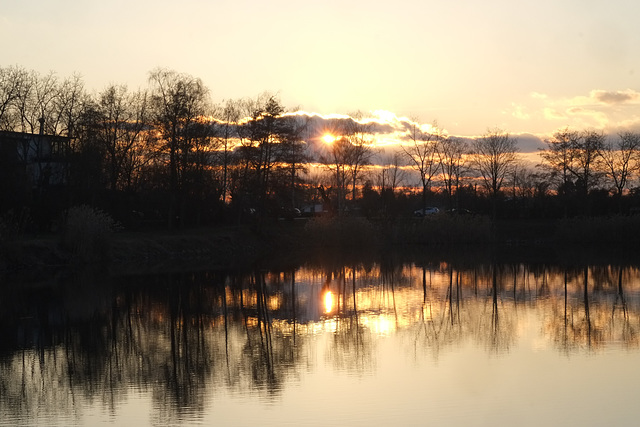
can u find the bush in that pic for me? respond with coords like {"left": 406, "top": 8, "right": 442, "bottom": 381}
{"left": 61, "top": 205, "right": 120, "bottom": 262}
{"left": 0, "top": 208, "right": 30, "bottom": 244}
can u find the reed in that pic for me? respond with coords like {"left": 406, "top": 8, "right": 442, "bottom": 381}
{"left": 303, "top": 216, "right": 379, "bottom": 248}
{"left": 391, "top": 214, "right": 493, "bottom": 245}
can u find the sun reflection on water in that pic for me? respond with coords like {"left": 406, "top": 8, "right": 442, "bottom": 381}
{"left": 324, "top": 290, "right": 334, "bottom": 314}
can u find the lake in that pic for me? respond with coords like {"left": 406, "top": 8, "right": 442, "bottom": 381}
{"left": 2, "top": 249, "right": 640, "bottom": 426}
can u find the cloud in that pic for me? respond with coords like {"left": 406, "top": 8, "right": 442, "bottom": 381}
{"left": 543, "top": 108, "right": 566, "bottom": 121}
{"left": 290, "top": 112, "right": 397, "bottom": 142}
{"left": 524, "top": 88, "right": 640, "bottom": 134}
{"left": 219, "top": 109, "right": 551, "bottom": 169}
{"left": 560, "top": 89, "right": 640, "bottom": 108}
{"left": 513, "top": 133, "right": 545, "bottom": 153}
{"left": 507, "top": 103, "right": 530, "bottom": 120}
{"left": 565, "top": 107, "right": 609, "bottom": 128}
{"left": 590, "top": 89, "right": 640, "bottom": 105}
{"left": 291, "top": 110, "right": 445, "bottom": 147}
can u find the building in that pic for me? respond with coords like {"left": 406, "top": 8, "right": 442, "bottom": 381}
{"left": 0, "top": 130, "right": 70, "bottom": 212}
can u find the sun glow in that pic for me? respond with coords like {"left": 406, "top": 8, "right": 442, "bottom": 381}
{"left": 322, "top": 134, "right": 336, "bottom": 144}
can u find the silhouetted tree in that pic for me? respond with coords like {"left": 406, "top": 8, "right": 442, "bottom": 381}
{"left": 278, "top": 114, "right": 309, "bottom": 213}
{"left": 540, "top": 128, "right": 579, "bottom": 216}
{"left": 320, "top": 135, "right": 351, "bottom": 216}
{"left": 148, "top": 68, "right": 211, "bottom": 228}
{"left": 471, "top": 128, "right": 518, "bottom": 220}
{"left": 88, "top": 85, "right": 150, "bottom": 191}
{"left": 0, "top": 65, "right": 30, "bottom": 130}
{"left": 69, "top": 106, "right": 107, "bottom": 204}
{"left": 342, "top": 111, "right": 374, "bottom": 206}
{"left": 50, "top": 73, "right": 86, "bottom": 138}
{"left": 401, "top": 120, "right": 440, "bottom": 211}
{"left": 569, "top": 130, "right": 605, "bottom": 214}
{"left": 214, "top": 98, "right": 242, "bottom": 204}
{"left": 437, "top": 135, "right": 468, "bottom": 210}
{"left": 374, "top": 151, "right": 406, "bottom": 219}
{"left": 599, "top": 131, "right": 639, "bottom": 212}
{"left": 377, "top": 150, "right": 406, "bottom": 193}
{"left": 14, "top": 70, "right": 58, "bottom": 135}
{"left": 235, "top": 94, "right": 296, "bottom": 217}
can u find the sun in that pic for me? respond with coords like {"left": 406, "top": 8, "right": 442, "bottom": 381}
{"left": 322, "top": 134, "right": 336, "bottom": 144}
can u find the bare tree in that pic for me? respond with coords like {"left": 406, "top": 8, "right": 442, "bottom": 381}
{"left": 318, "top": 113, "right": 374, "bottom": 216}
{"left": 278, "top": 114, "right": 309, "bottom": 212}
{"left": 509, "top": 163, "right": 540, "bottom": 200}
{"left": 148, "top": 68, "right": 210, "bottom": 228}
{"left": 377, "top": 150, "right": 406, "bottom": 193}
{"left": 15, "top": 70, "right": 62, "bottom": 135}
{"left": 471, "top": 128, "right": 518, "bottom": 219}
{"left": 599, "top": 131, "right": 639, "bottom": 209}
{"left": 373, "top": 150, "right": 406, "bottom": 219}
{"left": 51, "top": 73, "right": 86, "bottom": 138}
{"left": 342, "top": 111, "right": 374, "bottom": 205}
{"left": 89, "top": 84, "right": 150, "bottom": 191}
{"left": 539, "top": 127, "right": 579, "bottom": 216}
{"left": 401, "top": 120, "right": 440, "bottom": 211}
{"left": 0, "top": 65, "right": 30, "bottom": 130}
{"left": 320, "top": 135, "right": 351, "bottom": 215}
{"left": 569, "top": 130, "right": 605, "bottom": 209}
{"left": 437, "top": 135, "right": 468, "bottom": 210}
{"left": 214, "top": 99, "right": 241, "bottom": 204}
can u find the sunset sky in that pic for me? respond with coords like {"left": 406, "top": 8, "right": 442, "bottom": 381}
{"left": 3, "top": 0, "right": 640, "bottom": 150}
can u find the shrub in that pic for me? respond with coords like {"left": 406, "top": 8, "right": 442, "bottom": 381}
{"left": 0, "top": 208, "right": 30, "bottom": 244}
{"left": 61, "top": 205, "right": 120, "bottom": 262}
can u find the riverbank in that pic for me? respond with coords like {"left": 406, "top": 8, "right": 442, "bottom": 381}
{"left": 2, "top": 215, "right": 640, "bottom": 275}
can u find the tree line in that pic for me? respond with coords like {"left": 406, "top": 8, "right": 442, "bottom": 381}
{"left": 1, "top": 64, "right": 640, "bottom": 232}
{"left": 0, "top": 66, "right": 311, "bottom": 230}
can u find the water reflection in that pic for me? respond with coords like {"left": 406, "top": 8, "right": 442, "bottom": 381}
{"left": 2, "top": 257, "right": 640, "bottom": 425}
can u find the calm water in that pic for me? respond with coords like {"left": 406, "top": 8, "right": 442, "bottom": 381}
{"left": 2, "top": 252, "right": 640, "bottom": 426}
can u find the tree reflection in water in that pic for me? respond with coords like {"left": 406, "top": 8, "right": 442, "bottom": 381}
{"left": 1, "top": 257, "right": 640, "bottom": 424}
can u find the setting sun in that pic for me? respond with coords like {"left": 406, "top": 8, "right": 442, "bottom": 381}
{"left": 322, "top": 134, "right": 336, "bottom": 144}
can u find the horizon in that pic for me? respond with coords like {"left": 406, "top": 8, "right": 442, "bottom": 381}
{"left": 3, "top": 0, "right": 640, "bottom": 144}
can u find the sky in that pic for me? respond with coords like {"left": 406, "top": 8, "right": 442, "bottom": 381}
{"left": 3, "top": 0, "right": 640, "bottom": 152}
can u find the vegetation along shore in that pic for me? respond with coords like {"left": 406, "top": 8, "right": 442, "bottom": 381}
{"left": 3, "top": 209, "right": 640, "bottom": 276}
{"left": 3, "top": 65, "right": 640, "bottom": 275}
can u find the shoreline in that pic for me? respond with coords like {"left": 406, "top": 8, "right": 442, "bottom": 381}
{"left": 2, "top": 216, "right": 640, "bottom": 276}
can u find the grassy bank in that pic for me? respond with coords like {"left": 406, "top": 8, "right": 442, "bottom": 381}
{"left": 3, "top": 214, "right": 640, "bottom": 274}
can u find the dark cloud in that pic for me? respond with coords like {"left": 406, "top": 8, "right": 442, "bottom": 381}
{"left": 592, "top": 90, "right": 639, "bottom": 105}
{"left": 291, "top": 113, "right": 547, "bottom": 156}
{"left": 295, "top": 113, "right": 399, "bottom": 138}
{"left": 224, "top": 111, "right": 545, "bottom": 160}
{"left": 514, "top": 133, "right": 545, "bottom": 153}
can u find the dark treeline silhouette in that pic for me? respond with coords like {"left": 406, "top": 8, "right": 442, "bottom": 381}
{"left": 0, "top": 66, "right": 311, "bottom": 231}
{"left": 2, "top": 65, "right": 640, "bottom": 235}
